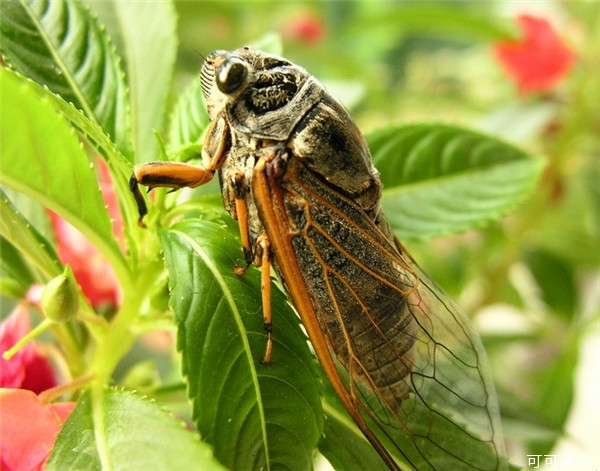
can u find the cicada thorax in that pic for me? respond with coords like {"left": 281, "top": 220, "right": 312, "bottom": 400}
{"left": 201, "top": 47, "right": 325, "bottom": 251}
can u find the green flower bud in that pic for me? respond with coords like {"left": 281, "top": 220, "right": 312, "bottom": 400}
{"left": 41, "top": 266, "right": 80, "bottom": 322}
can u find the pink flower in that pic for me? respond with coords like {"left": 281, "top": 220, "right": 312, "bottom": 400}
{"left": 48, "top": 160, "right": 123, "bottom": 309}
{"left": 97, "top": 159, "right": 125, "bottom": 249}
{"left": 0, "top": 304, "right": 57, "bottom": 394}
{"left": 494, "top": 15, "right": 575, "bottom": 94}
{"left": 284, "top": 12, "right": 325, "bottom": 45}
{"left": 0, "top": 388, "right": 75, "bottom": 471}
{"left": 48, "top": 212, "right": 122, "bottom": 308}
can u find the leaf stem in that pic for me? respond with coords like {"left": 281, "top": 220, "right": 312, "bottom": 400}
{"left": 2, "top": 317, "right": 54, "bottom": 360}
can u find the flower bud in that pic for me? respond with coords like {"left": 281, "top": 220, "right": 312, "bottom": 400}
{"left": 40, "top": 266, "right": 80, "bottom": 322}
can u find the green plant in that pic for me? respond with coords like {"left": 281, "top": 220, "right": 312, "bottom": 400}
{"left": 1, "top": 1, "right": 597, "bottom": 470}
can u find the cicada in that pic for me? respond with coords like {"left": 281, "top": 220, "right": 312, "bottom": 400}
{"left": 130, "top": 47, "right": 506, "bottom": 470}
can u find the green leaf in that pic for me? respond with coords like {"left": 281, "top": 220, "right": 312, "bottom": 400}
{"left": 0, "top": 68, "right": 128, "bottom": 285}
{"left": 165, "top": 78, "right": 218, "bottom": 199}
{"left": 111, "top": 0, "right": 178, "bottom": 162}
{"left": 319, "top": 397, "right": 388, "bottom": 470}
{"left": 369, "top": 124, "right": 545, "bottom": 240}
{"left": 168, "top": 77, "right": 211, "bottom": 150}
{"left": 0, "top": 231, "right": 46, "bottom": 289}
{"left": 527, "top": 339, "right": 578, "bottom": 456}
{"left": 27, "top": 71, "right": 137, "bottom": 234}
{"left": 47, "top": 389, "right": 225, "bottom": 471}
{"left": 160, "top": 219, "right": 323, "bottom": 471}
{"left": 492, "top": 335, "right": 579, "bottom": 458}
{"left": 523, "top": 248, "right": 577, "bottom": 320}
{"left": 251, "top": 32, "right": 284, "bottom": 56}
{"left": 0, "top": 0, "right": 133, "bottom": 159}
{"left": 0, "top": 194, "right": 62, "bottom": 282}
{"left": 0, "top": 63, "right": 139, "bottom": 237}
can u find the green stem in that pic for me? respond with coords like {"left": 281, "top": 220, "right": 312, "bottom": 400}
{"left": 39, "top": 374, "right": 95, "bottom": 403}
{"left": 91, "top": 381, "right": 112, "bottom": 471}
{"left": 86, "top": 257, "right": 164, "bottom": 469}
{"left": 2, "top": 317, "right": 54, "bottom": 359}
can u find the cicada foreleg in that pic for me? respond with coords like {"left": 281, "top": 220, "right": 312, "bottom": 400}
{"left": 129, "top": 115, "right": 231, "bottom": 225}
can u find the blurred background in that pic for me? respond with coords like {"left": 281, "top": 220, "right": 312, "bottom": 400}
{"left": 170, "top": 1, "right": 599, "bottom": 469}
{"left": 2, "top": 0, "right": 597, "bottom": 469}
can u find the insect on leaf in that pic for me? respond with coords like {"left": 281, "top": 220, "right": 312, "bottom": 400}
{"left": 131, "top": 48, "right": 509, "bottom": 470}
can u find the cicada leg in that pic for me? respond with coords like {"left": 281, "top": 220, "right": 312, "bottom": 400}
{"left": 129, "top": 161, "right": 215, "bottom": 226}
{"left": 254, "top": 235, "right": 273, "bottom": 364}
{"left": 130, "top": 115, "right": 230, "bottom": 225}
{"left": 227, "top": 170, "right": 274, "bottom": 364}
{"left": 227, "top": 170, "right": 253, "bottom": 274}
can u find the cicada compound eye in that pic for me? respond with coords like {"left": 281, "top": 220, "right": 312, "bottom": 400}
{"left": 216, "top": 57, "right": 249, "bottom": 95}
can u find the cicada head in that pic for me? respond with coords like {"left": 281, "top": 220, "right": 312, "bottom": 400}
{"left": 200, "top": 47, "right": 323, "bottom": 140}
{"left": 200, "top": 49, "right": 229, "bottom": 120}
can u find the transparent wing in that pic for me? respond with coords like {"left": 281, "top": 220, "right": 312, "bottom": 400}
{"left": 276, "top": 158, "right": 507, "bottom": 471}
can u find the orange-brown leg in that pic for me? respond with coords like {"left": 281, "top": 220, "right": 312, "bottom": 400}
{"left": 255, "top": 235, "right": 273, "bottom": 364}
{"left": 225, "top": 172, "right": 273, "bottom": 363}
{"left": 228, "top": 170, "right": 253, "bottom": 274}
{"left": 130, "top": 161, "right": 216, "bottom": 225}
{"left": 130, "top": 115, "right": 230, "bottom": 224}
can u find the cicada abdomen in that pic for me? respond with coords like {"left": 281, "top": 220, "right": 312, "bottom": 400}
{"left": 254, "top": 134, "right": 505, "bottom": 470}
{"left": 277, "top": 154, "right": 418, "bottom": 409}
{"left": 131, "top": 47, "right": 507, "bottom": 470}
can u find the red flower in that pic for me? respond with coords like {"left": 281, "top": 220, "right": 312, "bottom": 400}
{"left": 284, "top": 12, "right": 325, "bottom": 45}
{"left": 494, "top": 14, "right": 575, "bottom": 94}
{"left": 0, "top": 304, "right": 57, "bottom": 394}
{"left": 48, "top": 160, "right": 123, "bottom": 309}
{"left": 0, "top": 388, "right": 75, "bottom": 471}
